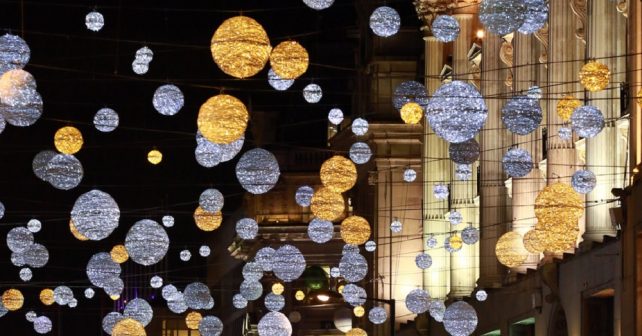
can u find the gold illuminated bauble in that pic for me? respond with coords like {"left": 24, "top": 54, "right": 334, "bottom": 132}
{"left": 194, "top": 206, "right": 223, "bottom": 231}
{"left": 340, "top": 216, "right": 371, "bottom": 245}
{"left": 535, "top": 216, "right": 580, "bottom": 253}
{"left": 40, "top": 288, "right": 55, "bottom": 306}
{"left": 2, "top": 289, "right": 24, "bottom": 311}
{"left": 320, "top": 155, "right": 357, "bottom": 193}
{"left": 347, "top": 328, "right": 368, "bottom": 336}
{"left": 112, "top": 318, "right": 147, "bottom": 336}
{"left": 400, "top": 102, "right": 423, "bottom": 124}
{"left": 110, "top": 244, "right": 129, "bottom": 264}
{"left": 579, "top": 60, "right": 610, "bottom": 92}
{"left": 337, "top": 284, "right": 345, "bottom": 294}
{"left": 495, "top": 231, "right": 528, "bottom": 268}
{"left": 197, "top": 94, "right": 249, "bottom": 145}
{"left": 270, "top": 41, "right": 309, "bottom": 80}
{"left": 295, "top": 290, "right": 305, "bottom": 301}
{"left": 147, "top": 149, "right": 163, "bottom": 165}
{"left": 110, "top": 295, "right": 120, "bottom": 301}
{"left": 272, "top": 283, "right": 285, "bottom": 295}
{"left": 54, "top": 126, "right": 84, "bottom": 155}
{"left": 210, "top": 16, "right": 272, "bottom": 79}
{"left": 69, "top": 220, "right": 89, "bottom": 241}
{"left": 310, "top": 187, "right": 345, "bottom": 221}
{"left": 534, "top": 183, "right": 584, "bottom": 225}
{"left": 185, "top": 311, "right": 203, "bottom": 330}
{"left": 447, "top": 235, "right": 463, "bottom": 251}
{"left": 556, "top": 95, "right": 582, "bottom": 122}
{"left": 523, "top": 229, "right": 545, "bottom": 254}
{"left": 353, "top": 306, "right": 365, "bottom": 317}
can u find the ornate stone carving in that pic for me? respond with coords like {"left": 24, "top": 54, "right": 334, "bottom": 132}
{"left": 534, "top": 23, "right": 549, "bottom": 66}
{"left": 616, "top": 1, "right": 627, "bottom": 18}
{"left": 569, "top": 0, "right": 587, "bottom": 44}
{"left": 500, "top": 34, "right": 514, "bottom": 89}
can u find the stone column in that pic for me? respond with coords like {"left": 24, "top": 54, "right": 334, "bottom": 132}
{"left": 630, "top": 0, "right": 642, "bottom": 170}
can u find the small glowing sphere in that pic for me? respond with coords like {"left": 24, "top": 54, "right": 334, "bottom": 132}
{"left": 369, "top": 6, "right": 401, "bottom": 37}
{"left": 112, "top": 318, "right": 146, "bottom": 336}
{"left": 270, "top": 41, "right": 308, "bottom": 80}
{"left": 162, "top": 215, "right": 175, "bottom": 228}
{"left": 448, "top": 210, "right": 463, "bottom": 225}
{"left": 180, "top": 250, "right": 192, "bottom": 262}
{"left": 7, "top": 226, "right": 34, "bottom": 253}
{"left": 233, "top": 294, "right": 248, "bottom": 309}
{"left": 328, "top": 108, "right": 344, "bottom": 125}
{"left": 199, "top": 245, "right": 211, "bottom": 257}
{"left": 390, "top": 219, "right": 402, "bottom": 233}
{"left": 310, "top": 187, "right": 344, "bottom": 221}
{"left": 501, "top": 95, "right": 542, "bottom": 135}
{"left": 265, "top": 293, "right": 285, "bottom": 312}
{"left": 295, "top": 185, "right": 314, "bottom": 207}
{"left": 132, "top": 59, "right": 149, "bottom": 75}
{"left": 476, "top": 289, "right": 488, "bottom": 301}
{"left": 349, "top": 142, "right": 372, "bottom": 165}
{"left": 54, "top": 126, "right": 83, "bottom": 154}
{"left": 236, "top": 148, "right": 281, "bottom": 194}
{"left": 353, "top": 306, "right": 365, "bottom": 317}
{"left": 272, "top": 283, "right": 285, "bottom": 295}
{"left": 403, "top": 168, "right": 417, "bottom": 182}
{"left": 198, "top": 316, "right": 224, "bottom": 336}
{"left": 308, "top": 218, "right": 334, "bottom": 243}
{"left": 34, "top": 316, "right": 53, "bottom": 334}
{"left": 320, "top": 155, "right": 357, "bottom": 193}
{"left": 85, "top": 11, "right": 105, "bottom": 32}
{"left": 193, "top": 206, "right": 223, "bottom": 231}
{"left": 186, "top": 311, "right": 203, "bottom": 330}
{"left": 197, "top": 94, "right": 249, "bottom": 145}
{"left": 147, "top": 149, "right": 163, "bottom": 165}
{"left": 236, "top": 218, "right": 259, "bottom": 240}
{"left": 426, "top": 234, "right": 438, "bottom": 248}
{"left": 445, "top": 235, "right": 463, "bottom": 253}
{"left": 433, "top": 183, "right": 449, "bottom": 200}
{"left": 571, "top": 169, "right": 596, "bottom": 194}
{"left": 495, "top": 231, "right": 528, "bottom": 268}
{"left": 110, "top": 244, "right": 129, "bottom": 264}
{"left": 368, "top": 307, "right": 387, "bottom": 324}
{"left": 571, "top": 105, "right": 604, "bottom": 138}
{"left": 415, "top": 253, "right": 432, "bottom": 269}
{"left": 268, "top": 68, "right": 294, "bottom": 91}
{"left": 432, "top": 15, "right": 460, "bottom": 42}
{"left": 295, "top": 290, "right": 305, "bottom": 301}
{"left": 258, "top": 312, "right": 292, "bottom": 336}
{"left": 351, "top": 118, "right": 369, "bottom": 136}
{"left": 27, "top": 219, "right": 41, "bottom": 233}
{"left": 556, "top": 95, "right": 582, "bottom": 122}
{"left": 93, "top": 108, "right": 119, "bottom": 132}
{"left": 400, "top": 102, "right": 423, "bottom": 124}
{"left": 365, "top": 240, "right": 376, "bottom": 252}
{"left": 84, "top": 288, "right": 95, "bottom": 299}
{"left": 455, "top": 164, "right": 473, "bottom": 181}
{"left": 340, "top": 216, "right": 371, "bottom": 245}
{"left": 153, "top": 84, "right": 184, "bottom": 116}
{"left": 303, "top": 0, "right": 334, "bottom": 10}
{"left": 502, "top": 148, "right": 533, "bottom": 178}
{"left": 461, "top": 226, "right": 480, "bottom": 245}
{"left": 405, "top": 289, "right": 430, "bottom": 314}
{"left": 340, "top": 252, "right": 368, "bottom": 282}
{"left": 150, "top": 275, "right": 163, "bottom": 289}
{"left": 2, "top": 288, "right": 23, "bottom": 311}
{"left": 579, "top": 61, "right": 610, "bottom": 92}
{"left": 40, "top": 288, "right": 55, "bottom": 306}
{"left": 558, "top": 127, "right": 572, "bottom": 141}
{"left": 303, "top": 84, "right": 323, "bottom": 103}
{"left": 272, "top": 244, "right": 307, "bottom": 283}
{"left": 124, "top": 219, "right": 170, "bottom": 266}
{"left": 347, "top": 328, "right": 368, "bottom": 336}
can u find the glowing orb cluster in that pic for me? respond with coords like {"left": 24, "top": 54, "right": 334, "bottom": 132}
{"left": 132, "top": 46, "right": 153, "bottom": 75}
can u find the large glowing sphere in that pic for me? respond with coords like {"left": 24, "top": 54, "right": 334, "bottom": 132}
{"left": 502, "top": 148, "right": 533, "bottom": 178}
{"left": 258, "top": 312, "right": 292, "bottom": 336}
{"left": 479, "top": 0, "right": 527, "bottom": 35}
{"left": 443, "top": 301, "right": 478, "bottom": 336}
{"left": 369, "top": 6, "right": 401, "bottom": 37}
{"left": 272, "top": 244, "right": 306, "bottom": 282}
{"left": 310, "top": 187, "right": 344, "bottom": 221}
{"left": 71, "top": 190, "right": 120, "bottom": 241}
{"left": 340, "top": 216, "right": 371, "bottom": 245}
{"left": 197, "top": 94, "right": 248, "bottom": 145}
{"left": 339, "top": 252, "right": 368, "bottom": 282}
{"left": 501, "top": 95, "right": 542, "bottom": 135}
{"left": 570, "top": 105, "right": 604, "bottom": 138}
{"left": 124, "top": 219, "right": 170, "bottom": 266}
{"left": 236, "top": 148, "right": 281, "bottom": 194}
{"left": 320, "top": 155, "right": 357, "bottom": 193}
{"left": 579, "top": 61, "right": 610, "bottom": 92}
{"left": 432, "top": 15, "right": 460, "bottom": 42}
{"left": 495, "top": 231, "right": 528, "bottom": 268}
{"left": 405, "top": 289, "right": 430, "bottom": 314}
{"left": 270, "top": 41, "right": 308, "bottom": 80}
{"left": 153, "top": 84, "right": 184, "bottom": 116}
{"left": 308, "top": 218, "right": 334, "bottom": 243}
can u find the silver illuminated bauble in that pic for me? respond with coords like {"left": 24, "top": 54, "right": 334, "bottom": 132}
{"left": 167, "top": 291, "right": 188, "bottom": 314}
{"left": 93, "top": 108, "right": 119, "bottom": 132}
{"left": 432, "top": 15, "right": 460, "bottom": 42}
{"left": 124, "top": 219, "right": 170, "bottom": 266}
{"left": 443, "top": 301, "right": 478, "bottom": 336}
{"left": 71, "top": 189, "right": 120, "bottom": 241}
{"left": 102, "top": 312, "right": 123, "bottom": 335}
{"left": 124, "top": 298, "right": 153, "bottom": 326}
{"left": 390, "top": 219, "right": 402, "bottom": 233}
{"left": 558, "top": 127, "right": 572, "bottom": 141}
{"left": 448, "top": 210, "right": 463, "bottom": 225}
{"left": 33, "top": 316, "right": 52, "bottom": 334}
{"left": 405, "top": 289, "right": 430, "bottom": 314}
{"left": 195, "top": 141, "right": 223, "bottom": 168}
{"left": 368, "top": 307, "right": 388, "bottom": 325}
{"left": 308, "top": 218, "right": 334, "bottom": 243}
{"left": 26, "top": 310, "right": 37, "bottom": 322}
{"left": 53, "top": 286, "right": 74, "bottom": 306}
{"left": 7, "top": 227, "right": 33, "bottom": 253}
{"left": 184, "top": 282, "right": 213, "bottom": 310}
{"left": 243, "top": 261, "right": 264, "bottom": 281}
{"left": 527, "top": 86, "right": 542, "bottom": 100}
{"left": 343, "top": 244, "right": 359, "bottom": 254}
{"left": 429, "top": 299, "right": 446, "bottom": 322}
{"left": 44, "top": 154, "right": 83, "bottom": 190}
{"left": 449, "top": 139, "right": 480, "bottom": 164}
{"left": 393, "top": 81, "right": 429, "bottom": 111}
{"left": 303, "top": 0, "right": 334, "bottom": 10}
{"left": 339, "top": 252, "right": 368, "bottom": 282}
{"left": 365, "top": 240, "right": 376, "bottom": 252}
{"left": 1, "top": 93, "right": 43, "bottom": 127}
{"left": 349, "top": 142, "right": 372, "bottom": 165}
{"left": 519, "top": 0, "right": 548, "bottom": 34}
{"left": 233, "top": 293, "right": 248, "bottom": 309}
{"left": 272, "top": 244, "right": 306, "bottom": 282}
{"left": 479, "top": 0, "right": 527, "bottom": 35}
{"left": 240, "top": 280, "right": 263, "bottom": 301}
{"left": 403, "top": 168, "right": 417, "bottom": 182}
{"left": 86, "top": 252, "right": 121, "bottom": 288}
{"left": 19, "top": 267, "right": 32, "bottom": 281}
{"left": 572, "top": 169, "right": 596, "bottom": 194}
{"left": 268, "top": 68, "right": 294, "bottom": 91}
{"left": 20, "top": 243, "right": 48, "bottom": 268}
{"left": 135, "top": 46, "right": 154, "bottom": 63}
{"left": 180, "top": 249, "right": 192, "bottom": 261}
{"left": 85, "top": 11, "right": 104, "bottom": 32}
{"left": 218, "top": 136, "right": 244, "bottom": 162}
{"left": 342, "top": 284, "right": 366, "bottom": 306}
{"left": 330, "top": 266, "right": 340, "bottom": 278}
{"left": 426, "top": 81, "right": 488, "bottom": 143}
{"left": 476, "top": 289, "right": 488, "bottom": 301}
{"left": 161, "top": 284, "right": 178, "bottom": 300}
{"left": 68, "top": 298, "right": 78, "bottom": 308}
{"left": 303, "top": 84, "right": 322, "bottom": 103}
{"left": 461, "top": 226, "right": 480, "bottom": 245}
{"left": 328, "top": 108, "right": 344, "bottom": 125}
{"left": 132, "top": 59, "right": 149, "bottom": 75}
{"left": 369, "top": 6, "right": 401, "bottom": 37}
{"left": 258, "top": 312, "right": 292, "bottom": 336}
{"left": 102, "top": 276, "right": 124, "bottom": 297}
{"left": 351, "top": 118, "right": 369, "bottom": 136}
{"left": 162, "top": 215, "right": 174, "bottom": 228}
{"left": 150, "top": 275, "right": 163, "bottom": 288}
{"left": 0, "top": 34, "right": 30, "bottom": 74}
{"left": 84, "top": 288, "right": 95, "bottom": 299}
{"left": 571, "top": 105, "right": 604, "bottom": 138}
{"left": 199, "top": 316, "right": 224, "bottom": 336}
{"left": 433, "top": 183, "right": 449, "bottom": 200}
{"left": 295, "top": 185, "right": 314, "bottom": 207}
{"left": 415, "top": 253, "right": 432, "bottom": 269}
{"left": 265, "top": 293, "right": 285, "bottom": 312}
{"left": 456, "top": 164, "right": 473, "bottom": 181}
{"left": 236, "top": 148, "right": 281, "bottom": 194}
{"left": 199, "top": 245, "right": 211, "bottom": 257}
{"left": 236, "top": 218, "right": 259, "bottom": 240}
{"left": 255, "top": 247, "right": 275, "bottom": 272}
{"left": 501, "top": 95, "right": 542, "bottom": 135}
{"left": 32, "top": 150, "right": 56, "bottom": 181}
{"left": 502, "top": 148, "right": 533, "bottom": 178}
{"left": 153, "top": 85, "right": 184, "bottom": 116}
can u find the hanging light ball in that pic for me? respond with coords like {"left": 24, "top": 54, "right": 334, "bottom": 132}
{"left": 236, "top": 218, "right": 259, "bottom": 240}
{"left": 84, "top": 287, "right": 95, "bottom": 299}
{"left": 53, "top": 286, "right": 74, "bottom": 306}
{"left": 405, "top": 289, "right": 430, "bottom": 314}
{"left": 445, "top": 235, "right": 463, "bottom": 253}
{"left": 265, "top": 293, "right": 285, "bottom": 312}
{"left": 369, "top": 6, "right": 401, "bottom": 37}
{"left": 426, "top": 81, "right": 488, "bottom": 143}
{"left": 124, "top": 219, "right": 170, "bottom": 266}
{"left": 54, "top": 126, "right": 83, "bottom": 155}
{"left": 85, "top": 11, "right": 105, "bottom": 32}
{"left": 475, "top": 289, "right": 488, "bottom": 302}
{"left": 400, "top": 102, "right": 423, "bottom": 124}
{"left": 180, "top": 250, "right": 192, "bottom": 261}
{"left": 556, "top": 95, "right": 582, "bottom": 122}
{"left": 195, "top": 141, "right": 223, "bottom": 168}
{"left": 448, "top": 211, "right": 463, "bottom": 225}
{"left": 303, "top": 83, "right": 322, "bottom": 103}
{"left": 347, "top": 328, "right": 368, "bottom": 336}
{"left": 6, "top": 226, "right": 34, "bottom": 253}
{"left": 308, "top": 218, "right": 334, "bottom": 243}
{"left": 197, "top": 94, "right": 249, "bottom": 145}
{"left": 271, "top": 283, "right": 285, "bottom": 295}
{"left": 558, "top": 126, "right": 572, "bottom": 141}
{"left": 349, "top": 142, "right": 372, "bottom": 165}
{"left": 2, "top": 289, "right": 23, "bottom": 311}
{"left": 32, "top": 151, "right": 56, "bottom": 181}
{"left": 295, "top": 185, "right": 314, "bottom": 207}
{"left": 255, "top": 247, "right": 276, "bottom": 272}
{"left": 270, "top": 41, "right": 308, "bottom": 80}
{"left": 443, "top": 301, "right": 478, "bottom": 336}
{"left": 242, "top": 262, "right": 263, "bottom": 281}
{"left": 502, "top": 148, "right": 533, "bottom": 178}
{"left": 0, "top": 34, "right": 30, "bottom": 73}
{"left": 351, "top": 118, "right": 369, "bottom": 136}
{"left": 449, "top": 139, "right": 480, "bottom": 164}
{"left": 110, "top": 244, "right": 129, "bottom": 264}
{"left": 455, "top": 164, "right": 473, "bottom": 181}
{"left": 103, "top": 312, "right": 124, "bottom": 335}
{"left": 267, "top": 68, "right": 294, "bottom": 91}
{"left": 162, "top": 215, "right": 175, "bottom": 228}
{"left": 198, "top": 316, "right": 224, "bottom": 336}
{"left": 310, "top": 187, "right": 344, "bottom": 221}
{"left": 368, "top": 307, "right": 388, "bottom": 324}
{"left": 461, "top": 226, "right": 480, "bottom": 245}
{"left": 86, "top": 252, "right": 121, "bottom": 288}
{"left": 570, "top": 105, "right": 605, "bottom": 138}
{"left": 393, "top": 81, "right": 429, "bottom": 111}
{"left": 415, "top": 253, "right": 432, "bottom": 269}
{"left": 353, "top": 306, "right": 365, "bottom": 317}
{"left": 199, "top": 188, "right": 224, "bottom": 213}
{"left": 340, "top": 216, "right": 371, "bottom": 245}
{"left": 132, "top": 59, "right": 149, "bottom": 75}
{"left": 495, "top": 231, "right": 528, "bottom": 268}
{"left": 535, "top": 182, "right": 584, "bottom": 224}
{"left": 153, "top": 84, "right": 184, "bottom": 116}
{"left": 320, "top": 155, "right": 357, "bottom": 192}
{"left": 403, "top": 168, "right": 417, "bottom": 182}
{"left": 478, "top": 0, "right": 527, "bottom": 35}
{"left": 433, "top": 183, "right": 449, "bottom": 200}
{"left": 71, "top": 190, "right": 120, "bottom": 241}
{"left": 33, "top": 316, "right": 52, "bottom": 334}
{"left": 328, "top": 108, "right": 344, "bottom": 125}
{"left": 112, "top": 318, "right": 146, "bottom": 336}
{"left": 364, "top": 240, "right": 376, "bottom": 252}
{"left": 527, "top": 86, "right": 543, "bottom": 100}
{"left": 124, "top": 298, "right": 153, "bottom": 327}
{"left": 184, "top": 282, "right": 213, "bottom": 310}
{"left": 432, "top": 15, "right": 460, "bottom": 42}
{"left": 295, "top": 290, "right": 306, "bottom": 301}
{"left": 579, "top": 61, "right": 611, "bottom": 92}
{"left": 426, "top": 234, "right": 438, "bottom": 248}
{"left": 166, "top": 291, "right": 188, "bottom": 314}
{"left": 258, "top": 312, "right": 292, "bottom": 336}
{"left": 185, "top": 311, "right": 203, "bottom": 330}
{"left": 233, "top": 294, "right": 248, "bottom": 309}
{"left": 501, "top": 95, "right": 542, "bottom": 135}
{"left": 302, "top": 0, "right": 334, "bottom": 10}
{"left": 210, "top": 16, "right": 271, "bottom": 79}
{"left": 343, "top": 244, "right": 359, "bottom": 255}
{"left": 193, "top": 206, "right": 222, "bottom": 232}
{"left": 429, "top": 299, "right": 446, "bottom": 322}
{"left": 339, "top": 252, "right": 368, "bottom": 282}
{"left": 523, "top": 229, "right": 545, "bottom": 253}
{"left": 40, "top": 288, "right": 55, "bottom": 306}
{"left": 240, "top": 280, "right": 263, "bottom": 301}
{"left": 342, "top": 284, "right": 367, "bottom": 306}
{"left": 147, "top": 149, "right": 162, "bottom": 165}
{"left": 272, "top": 244, "right": 306, "bottom": 282}
{"left": 571, "top": 169, "right": 596, "bottom": 194}
{"left": 518, "top": 0, "right": 549, "bottom": 34}
{"left": 150, "top": 276, "right": 163, "bottom": 289}
{"left": 390, "top": 219, "right": 402, "bottom": 233}
{"left": 236, "top": 148, "right": 281, "bottom": 194}
{"left": 43, "top": 153, "right": 84, "bottom": 190}
{"left": 93, "top": 108, "right": 119, "bottom": 132}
